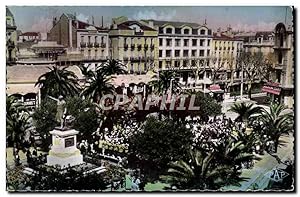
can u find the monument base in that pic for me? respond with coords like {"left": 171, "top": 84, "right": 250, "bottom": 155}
{"left": 47, "top": 154, "right": 83, "bottom": 168}
{"left": 46, "top": 128, "right": 84, "bottom": 168}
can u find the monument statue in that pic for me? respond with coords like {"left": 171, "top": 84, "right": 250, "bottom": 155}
{"left": 48, "top": 95, "right": 67, "bottom": 129}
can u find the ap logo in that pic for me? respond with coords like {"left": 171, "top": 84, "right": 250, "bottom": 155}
{"left": 265, "top": 168, "right": 289, "bottom": 182}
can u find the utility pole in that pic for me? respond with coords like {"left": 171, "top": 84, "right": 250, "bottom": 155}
{"left": 240, "top": 64, "right": 243, "bottom": 100}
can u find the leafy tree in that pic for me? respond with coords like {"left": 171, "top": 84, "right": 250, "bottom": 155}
{"left": 188, "top": 92, "right": 222, "bottom": 120}
{"left": 31, "top": 99, "right": 57, "bottom": 151}
{"left": 258, "top": 103, "right": 294, "bottom": 152}
{"left": 229, "top": 102, "right": 262, "bottom": 128}
{"left": 237, "top": 52, "right": 273, "bottom": 99}
{"left": 6, "top": 96, "right": 31, "bottom": 164}
{"left": 35, "top": 66, "right": 81, "bottom": 99}
{"left": 161, "top": 149, "right": 245, "bottom": 190}
{"left": 127, "top": 117, "right": 194, "bottom": 181}
{"left": 65, "top": 97, "right": 99, "bottom": 143}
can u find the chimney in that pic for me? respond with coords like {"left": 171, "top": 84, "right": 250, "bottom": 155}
{"left": 148, "top": 20, "right": 154, "bottom": 28}
{"left": 69, "top": 19, "right": 73, "bottom": 48}
{"left": 101, "top": 16, "right": 104, "bottom": 28}
{"left": 92, "top": 16, "right": 95, "bottom": 25}
{"left": 217, "top": 27, "right": 221, "bottom": 36}
{"left": 52, "top": 17, "right": 57, "bottom": 27}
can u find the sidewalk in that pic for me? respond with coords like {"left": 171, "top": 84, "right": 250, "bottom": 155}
{"left": 222, "top": 133, "right": 294, "bottom": 191}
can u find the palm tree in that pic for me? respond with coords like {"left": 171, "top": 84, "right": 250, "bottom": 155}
{"left": 229, "top": 102, "right": 262, "bottom": 128}
{"left": 100, "top": 59, "right": 127, "bottom": 76}
{"left": 81, "top": 68, "right": 115, "bottom": 103}
{"left": 6, "top": 96, "right": 31, "bottom": 165}
{"left": 259, "top": 103, "right": 294, "bottom": 153}
{"left": 214, "top": 138, "right": 259, "bottom": 171}
{"left": 149, "top": 71, "right": 181, "bottom": 95}
{"left": 35, "top": 66, "right": 80, "bottom": 98}
{"left": 161, "top": 149, "right": 244, "bottom": 190}
{"left": 35, "top": 66, "right": 81, "bottom": 99}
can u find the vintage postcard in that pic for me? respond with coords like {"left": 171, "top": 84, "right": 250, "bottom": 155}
{"left": 6, "top": 6, "right": 294, "bottom": 192}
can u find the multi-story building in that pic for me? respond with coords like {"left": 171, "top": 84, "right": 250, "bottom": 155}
{"left": 212, "top": 29, "right": 244, "bottom": 93}
{"left": 47, "top": 13, "right": 109, "bottom": 61}
{"left": 109, "top": 17, "right": 158, "bottom": 74}
{"left": 6, "top": 7, "right": 17, "bottom": 63}
{"left": 242, "top": 31, "right": 274, "bottom": 56}
{"left": 262, "top": 23, "right": 294, "bottom": 108}
{"left": 19, "top": 32, "right": 41, "bottom": 42}
{"left": 142, "top": 19, "right": 213, "bottom": 90}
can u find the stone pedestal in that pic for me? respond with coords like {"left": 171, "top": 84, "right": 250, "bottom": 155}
{"left": 46, "top": 128, "right": 83, "bottom": 168}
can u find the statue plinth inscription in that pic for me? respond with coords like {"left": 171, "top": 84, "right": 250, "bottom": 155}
{"left": 46, "top": 128, "right": 83, "bottom": 168}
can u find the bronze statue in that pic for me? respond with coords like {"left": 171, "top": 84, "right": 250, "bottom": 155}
{"left": 48, "top": 95, "right": 67, "bottom": 129}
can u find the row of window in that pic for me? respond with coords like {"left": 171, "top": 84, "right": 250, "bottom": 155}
{"left": 160, "top": 27, "right": 211, "bottom": 36}
{"left": 123, "top": 37, "right": 155, "bottom": 45}
{"left": 158, "top": 59, "right": 210, "bottom": 69}
{"left": 214, "top": 47, "right": 236, "bottom": 51}
{"left": 159, "top": 49, "right": 210, "bottom": 58}
{"left": 159, "top": 38, "right": 210, "bottom": 47}
{"left": 80, "top": 35, "right": 107, "bottom": 44}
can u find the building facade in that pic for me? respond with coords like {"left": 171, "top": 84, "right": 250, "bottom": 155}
{"left": 109, "top": 18, "right": 158, "bottom": 74}
{"left": 242, "top": 31, "right": 274, "bottom": 56}
{"left": 263, "top": 23, "right": 294, "bottom": 108}
{"left": 6, "top": 7, "right": 17, "bottom": 63}
{"left": 212, "top": 29, "right": 244, "bottom": 93}
{"left": 47, "top": 13, "right": 109, "bottom": 61}
{"left": 143, "top": 20, "right": 213, "bottom": 90}
{"left": 19, "top": 32, "right": 41, "bottom": 42}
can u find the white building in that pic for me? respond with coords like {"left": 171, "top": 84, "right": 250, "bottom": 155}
{"left": 77, "top": 25, "right": 109, "bottom": 60}
{"left": 142, "top": 20, "right": 213, "bottom": 90}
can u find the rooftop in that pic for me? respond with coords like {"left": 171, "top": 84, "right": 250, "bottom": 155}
{"left": 145, "top": 20, "right": 204, "bottom": 29}
{"left": 116, "top": 21, "right": 157, "bottom": 31}
{"left": 20, "top": 32, "right": 40, "bottom": 37}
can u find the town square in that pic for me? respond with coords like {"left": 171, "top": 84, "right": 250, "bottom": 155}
{"left": 5, "top": 5, "right": 295, "bottom": 192}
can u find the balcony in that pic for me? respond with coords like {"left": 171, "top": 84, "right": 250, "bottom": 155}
{"left": 87, "top": 42, "right": 93, "bottom": 48}
{"left": 124, "top": 44, "right": 128, "bottom": 51}
{"left": 80, "top": 42, "right": 87, "bottom": 48}
{"left": 101, "top": 43, "right": 106, "bottom": 48}
{"left": 131, "top": 44, "right": 135, "bottom": 51}
{"left": 137, "top": 44, "right": 142, "bottom": 51}
{"left": 123, "top": 57, "right": 129, "bottom": 61}
{"left": 94, "top": 43, "right": 100, "bottom": 48}
{"left": 150, "top": 44, "right": 155, "bottom": 51}
{"left": 144, "top": 44, "right": 149, "bottom": 51}
{"left": 273, "top": 45, "right": 290, "bottom": 50}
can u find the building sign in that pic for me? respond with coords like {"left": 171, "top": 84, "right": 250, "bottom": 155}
{"left": 65, "top": 137, "right": 75, "bottom": 148}
{"left": 262, "top": 81, "right": 281, "bottom": 95}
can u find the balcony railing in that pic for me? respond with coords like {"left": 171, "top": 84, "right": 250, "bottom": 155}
{"left": 131, "top": 44, "right": 135, "bottom": 51}
{"left": 100, "top": 43, "right": 105, "bottom": 48}
{"left": 124, "top": 44, "right": 128, "bottom": 50}
{"left": 94, "top": 43, "right": 100, "bottom": 48}
{"left": 87, "top": 42, "right": 93, "bottom": 48}
{"left": 137, "top": 44, "right": 142, "bottom": 51}
{"left": 123, "top": 57, "right": 129, "bottom": 61}
{"left": 80, "top": 42, "right": 87, "bottom": 48}
{"left": 150, "top": 44, "right": 155, "bottom": 51}
{"left": 144, "top": 44, "right": 149, "bottom": 51}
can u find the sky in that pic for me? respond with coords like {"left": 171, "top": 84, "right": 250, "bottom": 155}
{"left": 8, "top": 6, "right": 293, "bottom": 33}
